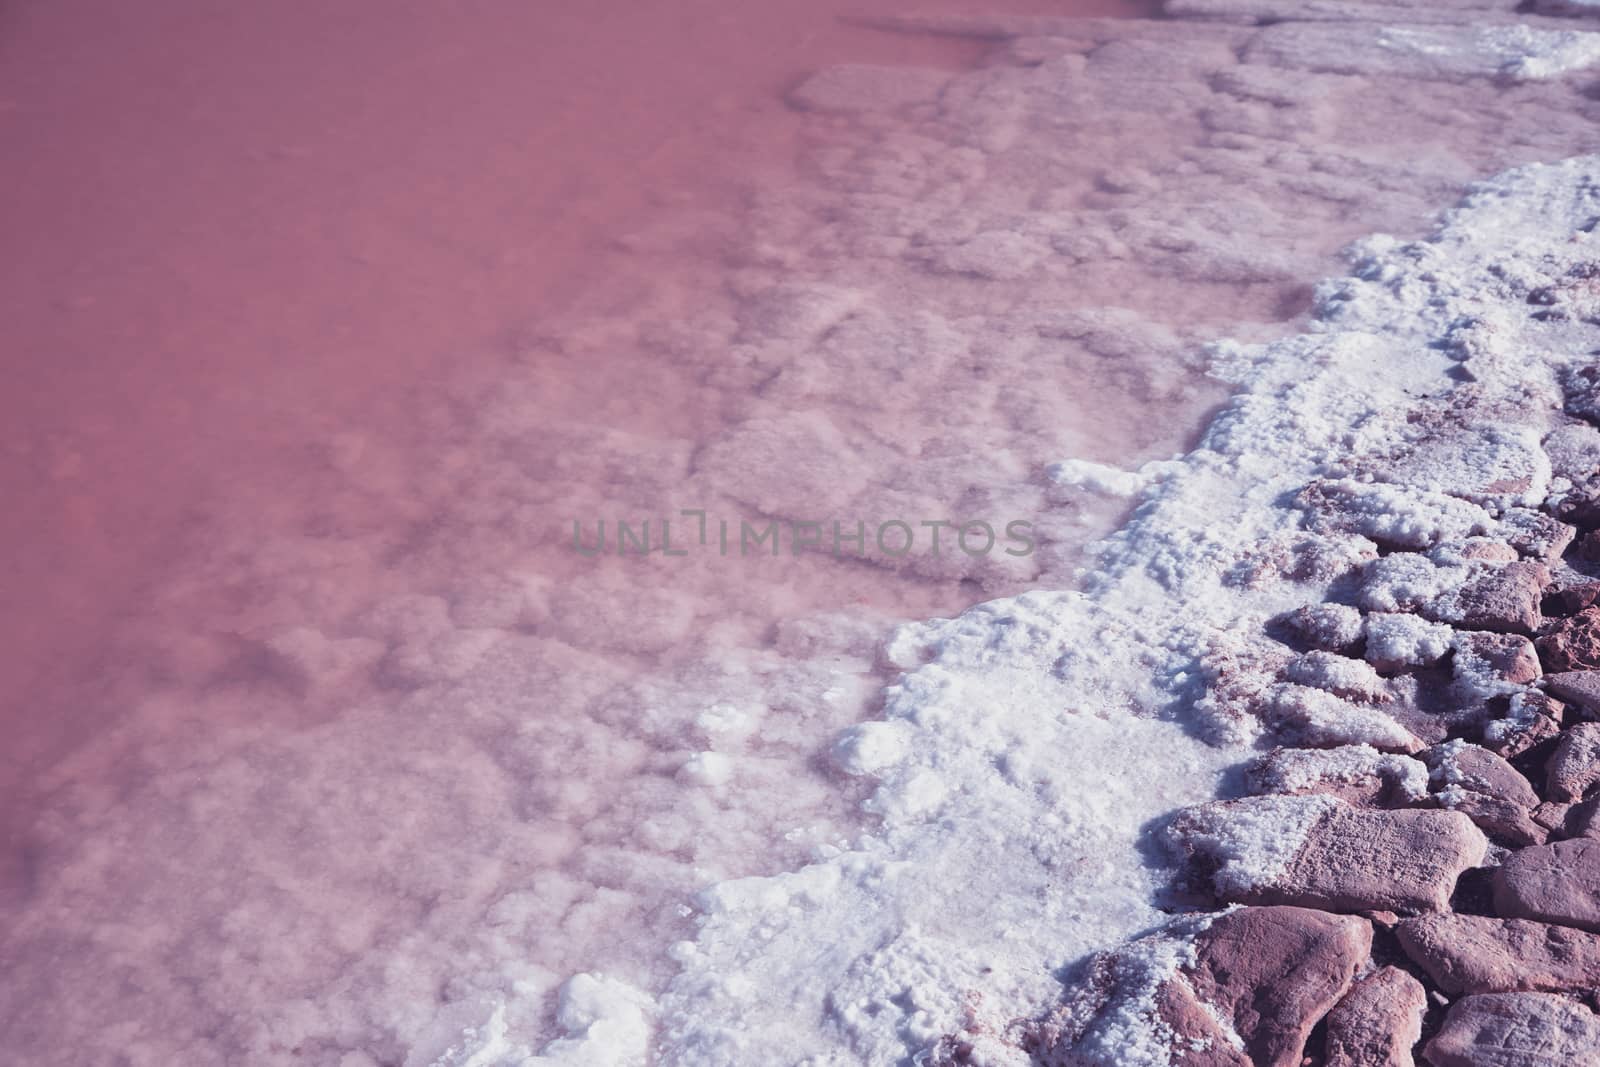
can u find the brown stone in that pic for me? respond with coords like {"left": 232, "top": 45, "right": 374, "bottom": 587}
{"left": 1537, "top": 608, "right": 1600, "bottom": 672}
{"left": 1543, "top": 580, "right": 1600, "bottom": 619}
{"left": 1323, "top": 965, "right": 1426, "bottom": 1067}
{"left": 1493, "top": 838, "right": 1600, "bottom": 933}
{"left": 1546, "top": 722, "right": 1600, "bottom": 802}
{"left": 1545, "top": 671, "right": 1600, "bottom": 718}
{"left": 1442, "top": 561, "right": 1548, "bottom": 637}
{"left": 1457, "top": 631, "right": 1543, "bottom": 687}
{"left": 1483, "top": 705, "right": 1564, "bottom": 760}
{"left": 1186, "top": 907, "right": 1372, "bottom": 1067}
{"left": 1033, "top": 907, "right": 1369, "bottom": 1067}
{"left": 1561, "top": 797, "right": 1600, "bottom": 839}
{"left": 1424, "top": 742, "right": 1544, "bottom": 845}
{"left": 1396, "top": 913, "right": 1600, "bottom": 994}
{"left": 1169, "top": 799, "right": 1488, "bottom": 914}
{"left": 1423, "top": 992, "right": 1600, "bottom": 1067}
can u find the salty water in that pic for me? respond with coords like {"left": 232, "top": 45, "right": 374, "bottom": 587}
{"left": 6, "top": 0, "right": 1594, "bottom": 1062}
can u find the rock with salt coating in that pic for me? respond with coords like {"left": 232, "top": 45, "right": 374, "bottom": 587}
{"left": 1364, "top": 613, "right": 1455, "bottom": 672}
{"left": 1167, "top": 795, "right": 1487, "bottom": 913}
{"left": 1295, "top": 479, "right": 1491, "bottom": 550}
{"left": 1494, "top": 838, "right": 1600, "bottom": 933}
{"left": 1285, "top": 650, "right": 1392, "bottom": 702}
{"left": 1483, "top": 691, "right": 1566, "bottom": 759}
{"left": 1245, "top": 22, "right": 1600, "bottom": 83}
{"left": 1396, "top": 913, "right": 1600, "bottom": 995}
{"left": 1424, "top": 740, "right": 1543, "bottom": 845}
{"left": 1246, "top": 745, "right": 1429, "bottom": 808}
{"left": 1033, "top": 906, "right": 1369, "bottom": 1067}
{"left": 1496, "top": 509, "right": 1576, "bottom": 564}
{"left": 1545, "top": 722, "right": 1600, "bottom": 802}
{"left": 1278, "top": 602, "right": 1365, "bottom": 654}
{"left": 1424, "top": 992, "right": 1600, "bottom": 1067}
{"left": 1452, "top": 631, "right": 1541, "bottom": 698}
{"left": 1431, "top": 561, "right": 1549, "bottom": 636}
{"left": 1322, "top": 965, "right": 1427, "bottom": 1067}
{"left": 1266, "top": 683, "right": 1424, "bottom": 753}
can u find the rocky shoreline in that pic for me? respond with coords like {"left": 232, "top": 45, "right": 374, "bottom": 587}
{"left": 924, "top": 182, "right": 1600, "bottom": 1066}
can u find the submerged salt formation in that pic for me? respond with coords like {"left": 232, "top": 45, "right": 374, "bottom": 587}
{"left": 11, "top": 1, "right": 1600, "bottom": 1066}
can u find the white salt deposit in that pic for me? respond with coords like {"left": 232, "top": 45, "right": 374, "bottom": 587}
{"left": 11, "top": 3, "right": 1600, "bottom": 1066}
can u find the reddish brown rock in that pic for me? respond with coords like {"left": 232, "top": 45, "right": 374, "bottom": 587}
{"left": 1323, "top": 966, "right": 1426, "bottom": 1067}
{"left": 1423, "top": 992, "right": 1600, "bottom": 1067}
{"left": 1169, "top": 798, "right": 1488, "bottom": 914}
{"left": 1493, "top": 838, "right": 1600, "bottom": 933}
{"left": 1499, "top": 511, "right": 1575, "bottom": 565}
{"left": 1537, "top": 608, "right": 1600, "bottom": 672}
{"left": 1456, "top": 631, "right": 1543, "bottom": 688}
{"left": 1032, "top": 907, "right": 1369, "bottom": 1067}
{"left": 1483, "top": 692, "right": 1566, "bottom": 759}
{"left": 1560, "top": 797, "right": 1600, "bottom": 839}
{"left": 1424, "top": 741, "right": 1544, "bottom": 845}
{"left": 1544, "top": 580, "right": 1600, "bottom": 619}
{"left": 1546, "top": 722, "right": 1600, "bottom": 802}
{"left": 1396, "top": 913, "right": 1600, "bottom": 994}
{"left": 1187, "top": 907, "right": 1371, "bottom": 1067}
{"left": 1533, "top": 801, "right": 1574, "bottom": 835}
{"left": 1545, "top": 671, "right": 1600, "bottom": 719}
{"left": 1442, "top": 561, "right": 1549, "bottom": 637}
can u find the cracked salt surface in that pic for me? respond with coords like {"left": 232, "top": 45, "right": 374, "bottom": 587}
{"left": 10, "top": 0, "right": 1600, "bottom": 1064}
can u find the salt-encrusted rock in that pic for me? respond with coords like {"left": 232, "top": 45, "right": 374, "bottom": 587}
{"left": 1546, "top": 722, "right": 1600, "bottom": 802}
{"left": 1423, "top": 992, "right": 1600, "bottom": 1067}
{"left": 1168, "top": 795, "right": 1487, "bottom": 913}
{"left": 1561, "top": 364, "right": 1600, "bottom": 427}
{"left": 1266, "top": 683, "right": 1426, "bottom": 753}
{"left": 1453, "top": 631, "right": 1541, "bottom": 699}
{"left": 1424, "top": 740, "right": 1543, "bottom": 845}
{"left": 1359, "top": 557, "right": 1547, "bottom": 636}
{"left": 1397, "top": 913, "right": 1600, "bottom": 995}
{"left": 1244, "top": 21, "right": 1600, "bottom": 84}
{"left": 1364, "top": 613, "right": 1456, "bottom": 672}
{"left": 1483, "top": 691, "right": 1567, "bottom": 759}
{"left": 1496, "top": 510, "right": 1575, "bottom": 565}
{"left": 1427, "top": 741, "right": 1540, "bottom": 807}
{"left": 1322, "top": 965, "right": 1427, "bottom": 1067}
{"left": 1493, "top": 838, "right": 1600, "bottom": 933}
{"left": 1296, "top": 479, "right": 1491, "bottom": 551}
{"left": 1246, "top": 745, "right": 1429, "bottom": 808}
{"left": 1278, "top": 602, "right": 1366, "bottom": 655}
{"left": 1545, "top": 670, "right": 1600, "bottom": 718}
{"left": 1538, "top": 609, "right": 1600, "bottom": 672}
{"left": 1285, "top": 650, "right": 1392, "bottom": 702}
{"left": 1438, "top": 561, "right": 1549, "bottom": 637}
{"left": 1362, "top": 422, "right": 1550, "bottom": 511}
{"left": 1032, "top": 907, "right": 1370, "bottom": 1067}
